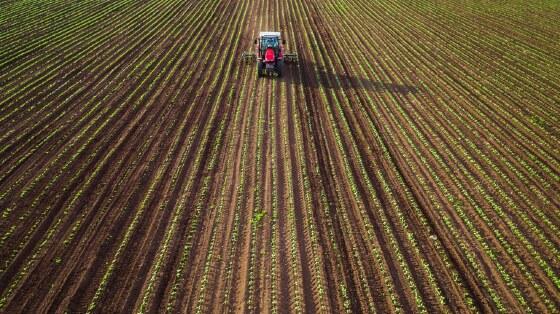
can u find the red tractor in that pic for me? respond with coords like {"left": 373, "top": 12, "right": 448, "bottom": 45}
{"left": 242, "top": 31, "right": 298, "bottom": 77}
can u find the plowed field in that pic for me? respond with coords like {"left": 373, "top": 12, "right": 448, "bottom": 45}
{"left": 1, "top": 0, "right": 559, "bottom": 312}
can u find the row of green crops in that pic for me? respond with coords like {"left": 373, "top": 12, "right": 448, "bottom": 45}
{"left": 307, "top": 0, "right": 559, "bottom": 312}
{"left": 1, "top": 0, "right": 558, "bottom": 312}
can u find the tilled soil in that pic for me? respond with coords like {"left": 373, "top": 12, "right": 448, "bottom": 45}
{"left": 0, "top": 0, "right": 559, "bottom": 312}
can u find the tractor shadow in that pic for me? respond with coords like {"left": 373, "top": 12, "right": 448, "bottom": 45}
{"left": 287, "top": 60, "right": 419, "bottom": 95}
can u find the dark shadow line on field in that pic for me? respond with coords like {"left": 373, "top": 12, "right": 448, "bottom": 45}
{"left": 288, "top": 60, "right": 419, "bottom": 95}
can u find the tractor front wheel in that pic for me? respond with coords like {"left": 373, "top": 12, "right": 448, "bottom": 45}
{"left": 275, "top": 61, "right": 282, "bottom": 77}
{"left": 257, "top": 62, "right": 264, "bottom": 77}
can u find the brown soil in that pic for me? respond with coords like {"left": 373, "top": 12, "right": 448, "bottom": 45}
{"left": 1, "top": 0, "right": 559, "bottom": 313}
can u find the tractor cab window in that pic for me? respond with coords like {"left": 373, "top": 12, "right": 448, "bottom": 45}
{"left": 260, "top": 37, "right": 279, "bottom": 51}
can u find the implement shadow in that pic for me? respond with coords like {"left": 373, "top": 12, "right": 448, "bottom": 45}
{"left": 288, "top": 59, "right": 419, "bottom": 95}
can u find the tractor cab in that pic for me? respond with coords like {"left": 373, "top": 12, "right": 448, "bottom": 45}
{"left": 260, "top": 36, "right": 280, "bottom": 53}
{"left": 256, "top": 32, "right": 283, "bottom": 62}
{"left": 260, "top": 36, "right": 280, "bottom": 63}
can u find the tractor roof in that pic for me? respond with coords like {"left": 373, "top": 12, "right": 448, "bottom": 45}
{"left": 259, "top": 31, "right": 281, "bottom": 38}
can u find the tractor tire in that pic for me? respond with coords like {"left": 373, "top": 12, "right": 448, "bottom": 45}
{"left": 257, "top": 62, "right": 264, "bottom": 77}
{"left": 276, "top": 61, "right": 283, "bottom": 77}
